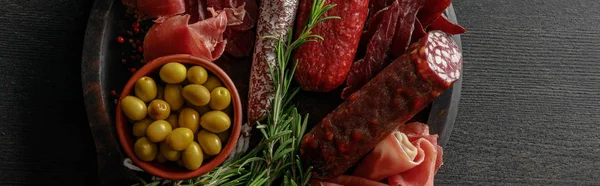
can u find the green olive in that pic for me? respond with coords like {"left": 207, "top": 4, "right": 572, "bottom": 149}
{"left": 159, "top": 62, "right": 187, "bottom": 84}
{"left": 156, "top": 84, "right": 165, "bottom": 100}
{"left": 203, "top": 75, "right": 223, "bottom": 92}
{"left": 200, "top": 111, "right": 231, "bottom": 133}
{"left": 147, "top": 99, "right": 171, "bottom": 120}
{"left": 166, "top": 114, "right": 179, "bottom": 128}
{"left": 134, "top": 76, "right": 157, "bottom": 102}
{"left": 209, "top": 87, "right": 231, "bottom": 110}
{"left": 187, "top": 66, "right": 208, "bottom": 84}
{"left": 164, "top": 84, "right": 184, "bottom": 110}
{"left": 160, "top": 142, "right": 181, "bottom": 161}
{"left": 182, "top": 142, "right": 204, "bottom": 170}
{"left": 182, "top": 84, "right": 211, "bottom": 106}
{"left": 195, "top": 105, "right": 211, "bottom": 115}
{"left": 134, "top": 137, "right": 157, "bottom": 162}
{"left": 132, "top": 118, "right": 153, "bottom": 137}
{"left": 166, "top": 128, "right": 194, "bottom": 151}
{"left": 121, "top": 96, "right": 147, "bottom": 121}
{"left": 217, "top": 130, "right": 230, "bottom": 144}
{"left": 155, "top": 153, "right": 167, "bottom": 163}
{"left": 146, "top": 120, "right": 172, "bottom": 143}
{"left": 197, "top": 130, "right": 222, "bottom": 156}
{"left": 179, "top": 108, "right": 200, "bottom": 133}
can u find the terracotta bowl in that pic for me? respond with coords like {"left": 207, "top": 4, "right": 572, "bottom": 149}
{"left": 115, "top": 54, "right": 242, "bottom": 180}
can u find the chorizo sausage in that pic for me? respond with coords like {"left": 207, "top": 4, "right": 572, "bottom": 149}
{"left": 300, "top": 30, "right": 463, "bottom": 179}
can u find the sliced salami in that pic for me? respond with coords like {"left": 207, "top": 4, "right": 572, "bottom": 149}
{"left": 247, "top": 0, "right": 300, "bottom": 125}
{"left": 342, "top": 0, "right": 401, "bottom": 99}
{"left": 300, "top": 30, "right": 462, "bottom": 179}
{"left": 390, "top": 0, "right": 425, "bottom": 58}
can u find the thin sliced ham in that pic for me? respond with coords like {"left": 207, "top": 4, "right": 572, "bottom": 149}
{"left": 136, "top": 0, "right": 186, "bottom": 18}
{"left": 310, "top": 175, "right": 388, "bottom": 186}
{"left": 353, "top": 131, "right": 421, "bottom": 181}
{"left": 143, "top": 12, "right": 227, "bottom": 62}
{"left": 387, "top": 122, "right": 444, "bottom": 186}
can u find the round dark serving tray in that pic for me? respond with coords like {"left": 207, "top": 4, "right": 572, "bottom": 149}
{"left": 81, "top": 0, "right": 463, "bottom": 185}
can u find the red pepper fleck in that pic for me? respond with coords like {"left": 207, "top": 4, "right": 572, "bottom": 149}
{"left": 110, "top": 90, "right": 117, "bottom": 96}
{"left": 325, "top": 130, "right": 333, "bottom": 141}
{"left": 132, "top": 22, "right": 140, "bottom": 28}
{"left": 138, "top": 46, "right": 143, "bottom": 52}
{"left": 130, "top": 68, "right": 137, "bottom": 73}
{"left": 133, "top": 27, "right": 140, "bottom": 34}
{"left": 116, "top": 36, "right": 125, "bottom": 43}
{"left": 335, "top": 138, "right": 348, "bottom": 153}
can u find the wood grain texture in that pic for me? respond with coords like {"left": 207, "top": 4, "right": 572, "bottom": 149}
{"left": 436, "top": 0, "right": 600, "bottom": 185}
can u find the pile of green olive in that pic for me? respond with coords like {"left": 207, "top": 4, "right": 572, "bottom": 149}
{"left": 121, "top": 62, "right": 233, "bottom": 170}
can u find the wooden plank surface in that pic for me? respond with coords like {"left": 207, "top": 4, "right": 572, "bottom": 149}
{"left": 0, "top": 0, "right": 599, "bottom": 185}
{"left": 436, "top": 0, "right": 600, "bottom": 185}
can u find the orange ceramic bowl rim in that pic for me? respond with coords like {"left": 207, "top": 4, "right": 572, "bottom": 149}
{"left": 115, "top": 54, "right": 242, "bottom": 180}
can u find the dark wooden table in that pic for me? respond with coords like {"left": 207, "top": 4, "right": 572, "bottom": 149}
{"left": 1, "top": 0, "right": 598, "bottom": 185}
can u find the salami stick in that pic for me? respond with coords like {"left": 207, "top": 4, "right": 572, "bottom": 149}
{"left": 300, "top": 30, "right": 463, "bottom": 179}
{"left": 247, "top": 0, "right": 300, "bottom": 125}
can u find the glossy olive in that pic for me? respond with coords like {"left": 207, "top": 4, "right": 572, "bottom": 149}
{"left": 166, "top": 114, "right": 179, "bottom": 128}
{"left": 209, "top": 87, "right": 231, "bottom": 110}
{"left": 166, "top": 128, "right": 194, "bottom": 151}
{"left": 134, "top": 137, "right": 157, "bottom": 162}
{"left": 156, "top": 84, "right": 164, "bottom": 100}
{"left": 179, "top": 108, "right": 200, "bottom": 133}
{"left": 217, "top": 130, "right": 230, "bottom": 144}
{"left": 182, "top": 142, "right": 204, "bottom": 170}
{"left": 155, "top": 153, "right": 167, "bottom": 163}
{"left": 203, "top": 75, "right": 223, "bottom": 92}
{"left": 159, "top": 62, "right": 187, "bottom": 84}
{"left": 200, "top": 111, "right": 231, "bottom": 133}
{"left": 134, "top": 76, "right": 157, "bottom": 102}
{"left": 132, "top": 118, "right": 153, "bottom": 137}
{"left": 146, "top": 120, "right": 172, "bottom": 143}
{"left": 195, "top": 105, "right": 211, "bottom": 115}
{"left": 182, "top": 84, "right": 211, "bottom": 106}
{"left": 147, "top": 99, "right": 171, "bottom": 120}
{"left": 164, "top": 84, "right": 184, "bottom": 110}
{"left": 121, "top": 96, "right": 147, "bottom": 121}
{"left": 160, "top": 142, "right": 181, "bottom": 161}
{"left": 197, "top": 130, "right": 222, "bottom": 156}
{"left": 187, "top": 66, "right": 208, "bottom": 84}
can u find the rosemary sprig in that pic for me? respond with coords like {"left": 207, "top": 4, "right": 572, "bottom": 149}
{"left": 138, "top": 0, "right": 338, "bottom": 185}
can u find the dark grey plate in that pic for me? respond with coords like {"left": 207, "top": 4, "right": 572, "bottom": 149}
{"left": 81, "top": 0, "right": 462, "bottom": 184}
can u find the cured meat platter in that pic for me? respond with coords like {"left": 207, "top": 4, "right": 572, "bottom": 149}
{"left": 82, "top": 0, "right": 463, "bottom": 185}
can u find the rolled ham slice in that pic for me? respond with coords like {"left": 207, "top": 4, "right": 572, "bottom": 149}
{"left": 351, "top": 122, "right": 443, "bottom": 185}
{"left": 143, "top": 12, "right": 227, "bottom": 62}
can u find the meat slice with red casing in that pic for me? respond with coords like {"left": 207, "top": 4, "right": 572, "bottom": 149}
{"left": 142, "top": 12, "right": 227, "bottom": 62}
{"left": 300, "top": 30, "right": 462, "bottom": 179}
{"left": 292, "top": 0, "right": 369, "bottom": 92}
{"left": 342, "top": 0, "right": 401, "bottom": 99}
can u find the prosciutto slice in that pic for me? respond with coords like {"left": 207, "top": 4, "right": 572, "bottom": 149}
{"left": 143, "top": 12, "right": 227, "bottom": 62}
{"left": 135, "top": 0, "right": 186, "bottom": 18}
{"left": 310, "top": 175, "right": 388, "bottom": 186}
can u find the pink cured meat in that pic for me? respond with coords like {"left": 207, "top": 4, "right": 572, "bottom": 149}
{"left": 342, "top": 0, "right": 401, "bottom": 99}
{"left": 366, "top": 0, "right": 395, "bottom": 23}
{"left": 300, "top": 31, "right": 462, "bottom": 179}
{"left": 136, "top": 0, "right": 186, "bottom": 18}
{"left": 352, "top": 122, "right": 443, "bottom": 184}
{"left": 390, "top": 0, "right": 425, "bottom": 58}
{"left": 206, "top": 0, "right": 258, "bottom": 31}
{"left": 310, "top": 175, "right": 388, "bottom": 186}
{"left": 247, "top": 0, "right": 299, "bottom": 125}
{"left": 428, "top": 15, "right": 467, "bottom": 35}
{"left": 416, "top": 0, "right": 450, "bottom": 27}
{"left": 143, "top": 13, "right": 227, "bottom": 62}
{"left": 388, "top": 123, "right": 443, "bottom": 186}
{"left": 292, "top": 0, "right": 369, "bottom": 92}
